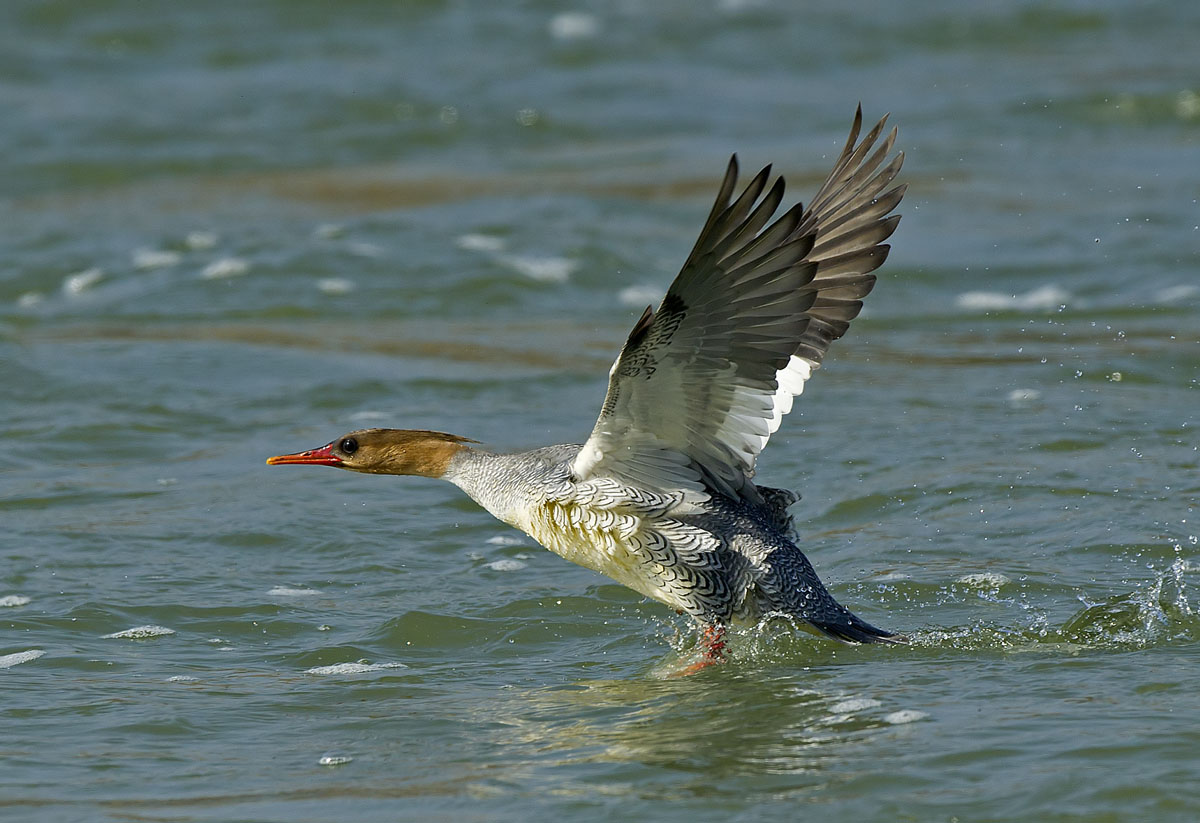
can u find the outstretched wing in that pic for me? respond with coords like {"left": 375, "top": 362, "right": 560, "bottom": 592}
{"left": 572, "top": 106, "right": 905, "bottom": 500}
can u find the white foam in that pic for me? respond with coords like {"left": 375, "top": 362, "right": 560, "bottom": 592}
{"left": 201, "top": 257, "right": 249, "bottom": 279}
{"left": 956, "top": 285, "right": 1070, "bottom": 312}
{"left": 132, "top": 248, "right": 182, "bottom": 270}
{"left": 305, "top": 661, "right": 408, "bottom": 675}
{"left": 1156, "top": 284, "right": 1199, "bottom": 303}
{"left": 318, "top": 754, "right": 354, "bottom": 766}
{"left": 549, "top": 12, "right": 600, "bottom": 40}
{"left": 317, "top": 278, "right": 355, "bottom": 295}
{"left": 830, "top": 697, "right": 882, "bottom": 713}
{"left": 618, "top": 284, "right": 664, "bottom": 307}
{"left": 348, "top": 410, "right": 390, "bottom": 422}
{"left": 0, "top": 595, "right": 31, "bottom": 607}
{"left": 63, "top": 267, "right": 104, "bottom": 295}
{"left": 717, "top": 0, "right": 768, "bottom": 11}
{"left": 957, "top": 572, "right": 1010, "bottom": 588}
{"left": 874, "top": 572, "right": 911, "bottom": 582}
{"left": 102, "top": 625, "right": 176, "bottom": 639}
{"left": 485, "top": 535, "right": 525, "bottom": 546}
{"left": 185, "top": 230, "right": 219, "bottom": 250}
{"left": 1178, "top": 90, "right": 1200, "bottom": 119}
{"left": 485, "top": 559, "right": 528, "bottom": 572}
{"left": 0, "top": 649, "right": 45, "bottom": 669}
{"left": 268, "top": 586, "right": 321, "bottom": 597}
{"left": 956, "top": 292, "right": 1011, "bottom": 311}
{"left": 347, "top": 241, "right": 382, "bottom": 259}
{"left": 456, "top": 233, "right": 506, "bottom": 252}
{"left": 1007, "top": 388, "right": 1041, "bottom": 407}
{"left": 16, "top": 291, "right": 44, "bottom": 308}
{"left": 166, "top": 675, "right": 198, "bottom": 682}
{"left": 314, "top": 223, "right": 345, "bottom": 240}
{"left": 501, "top": 254, "right": 577, "bottom": 283}
{"left": 884, "top": 709, "right": 929, "bottom": 725}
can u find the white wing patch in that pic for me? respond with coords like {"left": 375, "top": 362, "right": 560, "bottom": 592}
{"left": 768, "top": 355, "right": 815, "bottom": 433}
{"left": 704, "top": 354, "right": 816, "bottom": 480}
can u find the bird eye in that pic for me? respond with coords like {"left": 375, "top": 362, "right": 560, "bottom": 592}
{"left": 339, "top": 437, "right": 358, "bottom": 454}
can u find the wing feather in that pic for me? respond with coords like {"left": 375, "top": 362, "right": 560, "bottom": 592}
{"left": 573, "top": 106, "right": 905, "bottom": 500}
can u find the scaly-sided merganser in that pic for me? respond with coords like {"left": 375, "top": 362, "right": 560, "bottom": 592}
{"left": 269, "top": 107, "right": 907, "bottom": 670}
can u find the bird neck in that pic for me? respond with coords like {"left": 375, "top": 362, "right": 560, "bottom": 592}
{"left": 442, "top": 447, "right": 534, "bottom": 528}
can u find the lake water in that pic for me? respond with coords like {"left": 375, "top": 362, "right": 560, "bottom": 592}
{"left": 3, "top": 1, "right": 1199, "bottom": 820}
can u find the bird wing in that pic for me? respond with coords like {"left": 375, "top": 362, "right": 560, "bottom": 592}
{"left": 571, "top": 106, "right": 905, "bottom": 500}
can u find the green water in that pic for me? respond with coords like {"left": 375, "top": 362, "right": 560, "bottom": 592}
{"left": 3, "top": 1, "right": 1200, "bottom": 820}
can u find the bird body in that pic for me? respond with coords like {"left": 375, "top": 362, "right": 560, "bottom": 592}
{"left": 440, "top": 444, "right": 889, "bottom": 642}
{"left": 269, "top": 107, "right": 908, "bottom": 661}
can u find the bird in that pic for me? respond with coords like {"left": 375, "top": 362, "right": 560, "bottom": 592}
{"left": 268, "top": 106, "right": 907, "bottom": 672}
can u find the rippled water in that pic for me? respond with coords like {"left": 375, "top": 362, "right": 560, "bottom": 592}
{"left": 3, "top": 1, "right": 1200, "bottom": 820}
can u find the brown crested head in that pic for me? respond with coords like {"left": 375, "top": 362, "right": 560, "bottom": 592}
{"left": 266, "top": 429, "right": 476, "bottom": 478}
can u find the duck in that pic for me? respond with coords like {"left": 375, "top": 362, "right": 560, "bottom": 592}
{"left": 268, "top": 106, "right": 907, "bottom": 671}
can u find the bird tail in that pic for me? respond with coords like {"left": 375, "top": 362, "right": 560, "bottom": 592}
{"left": 808, "top": 611, "right": 907, "bottom": 645}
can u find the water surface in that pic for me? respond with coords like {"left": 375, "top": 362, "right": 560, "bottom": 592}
{"left": 3, "top": 1, "right": 1200, "bottom": 820}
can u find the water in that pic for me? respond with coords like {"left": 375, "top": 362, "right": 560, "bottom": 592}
{"left": 3, "top": 1, "right": 1199, "bottom": 820}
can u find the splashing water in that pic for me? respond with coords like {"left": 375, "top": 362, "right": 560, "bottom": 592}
{"left": 1058, "top": 557, "right": 1195, "bottom": 648}
{"left": 650, "top": 555, "right": 1198, "bottom": 672}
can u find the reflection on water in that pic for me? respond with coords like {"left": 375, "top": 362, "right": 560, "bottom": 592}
{"left": 481, "top": 672, "right": 901, "bottom": 799}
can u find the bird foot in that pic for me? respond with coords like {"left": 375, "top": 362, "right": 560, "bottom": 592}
{"left": 667, "top": 624, "right": 727, "bottom": 677}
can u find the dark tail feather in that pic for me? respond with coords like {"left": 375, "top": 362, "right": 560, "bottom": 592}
{"left": 809, "top": 613, "right": 907, "bottom": 645}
